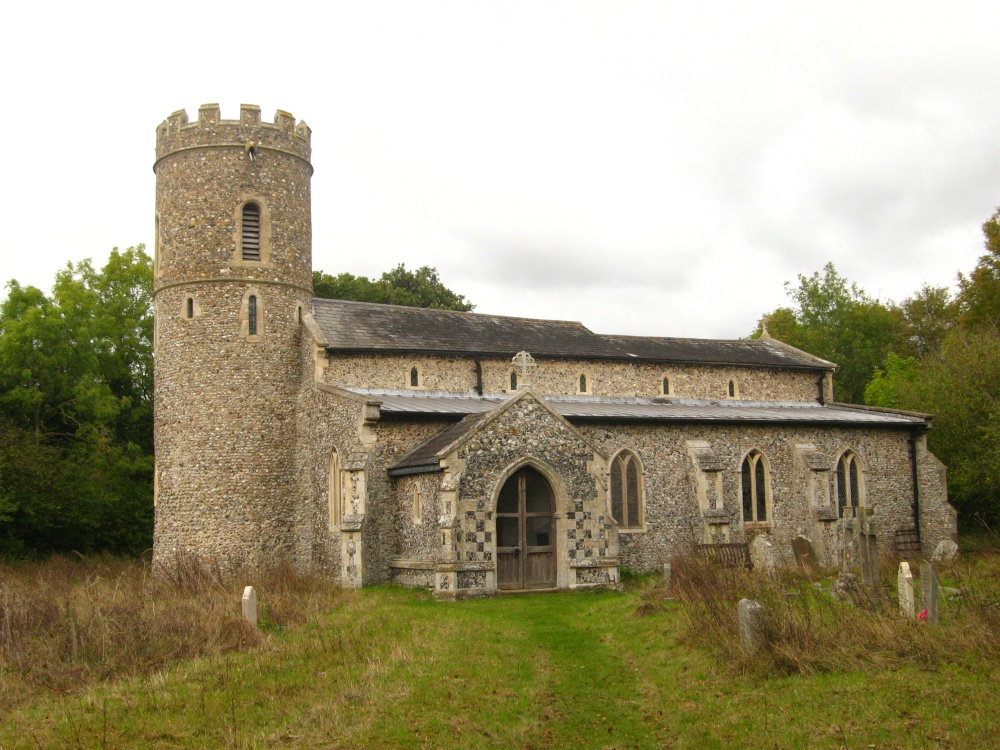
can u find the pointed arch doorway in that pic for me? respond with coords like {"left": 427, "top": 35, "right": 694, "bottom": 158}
{"left": 496, "top": 465, "right": 557, "bottom": 590}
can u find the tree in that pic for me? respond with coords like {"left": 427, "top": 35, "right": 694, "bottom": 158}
{"left": 754, "top": 263, "right": 904, "bottom": 404}
{"left": 313, "top": 264, "right": 474, "bottom": 311}
{"left": 956, "top": 205, "right": 1000, "bottom": 330}
{"left": 0, "top": 246, "right": 153, "bottom": 555}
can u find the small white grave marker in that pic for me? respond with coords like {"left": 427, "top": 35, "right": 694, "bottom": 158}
{"left": 897, "top": 562, "right": 915, "bottom": 619}
{"left": 242, "top": 585, "right": 258, "bottom": 628}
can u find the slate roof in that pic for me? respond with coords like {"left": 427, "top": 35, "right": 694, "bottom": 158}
{"left": 388, "top": 414, "right": 486, "bottom": 475}
{"left": 352, "top": 389, "right": 928, "bottom": 426}
{"left": 311, "top": 298, "right": 831, "bottom": 370}
{"left": 379, "top": 390, "right": 928, "bottom": 476}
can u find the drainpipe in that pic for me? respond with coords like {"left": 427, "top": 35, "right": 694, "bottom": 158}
{"left": 908, "top": 430, "right": 922, "bottom": 546}
{"left": 474, "top": 357, "right": 483, "bottom": 396}
{"left": 816, "top": 373, "right": 826, "bottom": 405}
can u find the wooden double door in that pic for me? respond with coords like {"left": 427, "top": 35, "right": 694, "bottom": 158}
{"left": 496, "top": 466, "right": 556, "bottom": 590}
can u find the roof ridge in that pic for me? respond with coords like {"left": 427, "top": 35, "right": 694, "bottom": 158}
{"left": 312, "top": 297, "right": 590, "bottom": 328}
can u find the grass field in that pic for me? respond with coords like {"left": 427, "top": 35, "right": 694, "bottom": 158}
{"left": 2, "top": 545, "right": 1000, "bottom": 749}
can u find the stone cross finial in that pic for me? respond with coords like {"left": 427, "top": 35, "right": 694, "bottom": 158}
{"left": 511, "top": 351, "right": 536, "bottom": 388}
{"left": 760, "top": 315, "right": 771, "bottom": 339}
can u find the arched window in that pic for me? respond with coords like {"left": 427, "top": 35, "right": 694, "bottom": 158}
{"left": 580, "top": 373, "right": 587, "bottom": 392}
{"left": 510, "top": 370, "right": 518, "bottom": 391}
{"left": 329, "top": 449, "right": 341, "bottom": 530}
{"left": 661, "top": 374, "right": 672, "bottom": 396}
{"left": 836, "top": 451, "right": 863, "bottom": 518}
{"left": 610, "top": 451, "right": 643, "bottom": 529}
{"left": 247, "top": 295, "right": 258, "bottom": 336}
{"left": 728, "top": 377, "right": 740, "bottom": 399}
{"left": 407, "top": 364, "right": 422, "bottom": 389}
{"left": 576, "top": 371, "right": 592, "bottom": 395}
{"left": 186, "top": 297, "right": 194, "bottom": 319}
{"left": 741, "top": 450, "right": 769, "bottom": 525}
{"left": 241, "top": 202, "right": 262, "bottom": 261}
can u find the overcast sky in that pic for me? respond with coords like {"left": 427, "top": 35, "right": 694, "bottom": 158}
{"left": 2, "top": 1, "right": 999, "bottom": 339}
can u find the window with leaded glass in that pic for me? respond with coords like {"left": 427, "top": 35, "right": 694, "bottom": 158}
{"left": 741, "top": 450, "right": 769, "bottom": 525}
{"left": 836, "top": 451, "right": 862, "bottom": 517}
{"left": 610, "top": 451, "right": 642, "bottom": 529}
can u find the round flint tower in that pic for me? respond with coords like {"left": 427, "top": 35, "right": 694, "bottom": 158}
{"left": 153, "top": 104, "right": 312, "bottom": 567}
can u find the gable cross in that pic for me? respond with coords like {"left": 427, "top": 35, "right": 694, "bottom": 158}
{"left": 511, "top": 350, "right": 536, "bottom": 388}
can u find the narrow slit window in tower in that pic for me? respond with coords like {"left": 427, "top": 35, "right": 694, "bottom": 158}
{"left": 248, "top": 295, "right": 258, "bottom": 336}
{"left": 241, "top": 202, "right": 261, "bottom": 261}
{"left": 186, "top": 297, "right": 194, "bottom": 319}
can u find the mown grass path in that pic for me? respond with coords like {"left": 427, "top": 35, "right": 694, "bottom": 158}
{"left": 2, "top": 584, "right": 999, "bottom": 749}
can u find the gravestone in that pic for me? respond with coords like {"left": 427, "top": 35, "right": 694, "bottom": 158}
{"left": 897, "top": 562, "right": 914, "bottom": 619}
{"left": 242, "top": 585, "right": 258, "bottom": 628}
{"left": 749, "top": 535, "right": 776, "bottom": 572}
{"left": 920, "top": 562, "right": 939, "bottom": 625}
{"left": 662, "top": 563, "right": 672, "bottom": 594}
{"left": 791, "top": 536, "right": 818, "bottom": 571}
{"left": 738, "top": 598, "right": 766, "bottom": 654}
{"left": 931, "top": 539, "right": 959, "bottom": 564}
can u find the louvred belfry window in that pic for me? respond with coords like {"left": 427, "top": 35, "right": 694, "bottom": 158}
{"left": 241, "top": 202, "right": 261, "bottom": 261}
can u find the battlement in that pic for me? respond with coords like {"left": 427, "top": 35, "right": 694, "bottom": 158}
{"left": 155, "top": 104, "right": 311, "bottom": 164}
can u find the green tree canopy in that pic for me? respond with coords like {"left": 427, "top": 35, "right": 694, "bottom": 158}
{"left": 956, "top": 206, "right": 1000, "bottom": 330}
{"left": 754, "top": 263, "right": 903, "bottom": 404}
{"left": 313, "top": 264, "right": 474, "bottom": 311}
{"left": 0, "top": 246, "right": 153, "bottom": 555}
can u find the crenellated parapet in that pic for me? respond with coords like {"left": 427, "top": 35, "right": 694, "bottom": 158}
{"left": 155, "top": 104, "right": 311, "bottom": 164}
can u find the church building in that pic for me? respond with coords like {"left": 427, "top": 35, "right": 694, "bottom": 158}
{"left": 152, "top": 105, "right": 956, "bottom": 597}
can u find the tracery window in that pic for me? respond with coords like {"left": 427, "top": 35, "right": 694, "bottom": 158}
{"left": 741, "top": 450, "right": 769, "bottom": 525}
{"left": 836, "top": 451, "right": 863, "bottom": 518}
{"left": 610, "top": 450, "right": 643, "bottom": 529}
{"left": 241, "top": 202, "right": 262, "bottom": 261}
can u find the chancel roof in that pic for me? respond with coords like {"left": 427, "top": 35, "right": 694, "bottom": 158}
{"left": 311, "top": 298, "right": 832, "bottom": 370}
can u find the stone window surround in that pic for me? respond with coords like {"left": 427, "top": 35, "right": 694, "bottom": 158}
{"left": 232, "top": 196, "right": 274, "bottom": 268}
{"left": 660, "top": 372, "right": 674, "bottom": 397}
{"left": 726, "top": 375, "right": 741, "bottom": 400}
{"left": 834, "top": 449, "right": 866, "bottom": 517}
{"left": 576, "top": 370, "right": 593, "bottom": 396}
{"left": 182, "top": 294, "right": 202, "bottom": 320}
{"left": 406, "top": 362, "right": 424, "bottom": 389}
{"left": 609, "top": 448, "right": 646, "bottom": 533}
{"left": 240, "top": 286, "right": 263, "bottom": 341}
{"left": 740, "top": 448, "right": 772, "bottom": 530}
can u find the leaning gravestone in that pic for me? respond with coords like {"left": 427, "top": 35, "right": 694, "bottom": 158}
{"left": 749, "top": 535, "right": 776, "bottom": 572}
{"left": 920, "top": 562, "right": 939, "bottom": 625}
{"left": 738, "top": 598, "right": 766, "bottom": 654}
{"left": 931, "top": 539, "right": 959, "bottom": 564}
{"left": 897, "top": 562, "right": 915, "bottom": 619}
{"left": 242, "top": 585, "right": 258, "bottom": 628}
{"left": 792, "top": 536, "right": 818, "bottom": 571}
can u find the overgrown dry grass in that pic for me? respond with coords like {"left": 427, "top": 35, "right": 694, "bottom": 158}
{"left": 660, "top": 542, "right": 1000, "bottom": 676}
{"left": 0, "top": 553, "right": 345, "bottom": 713}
